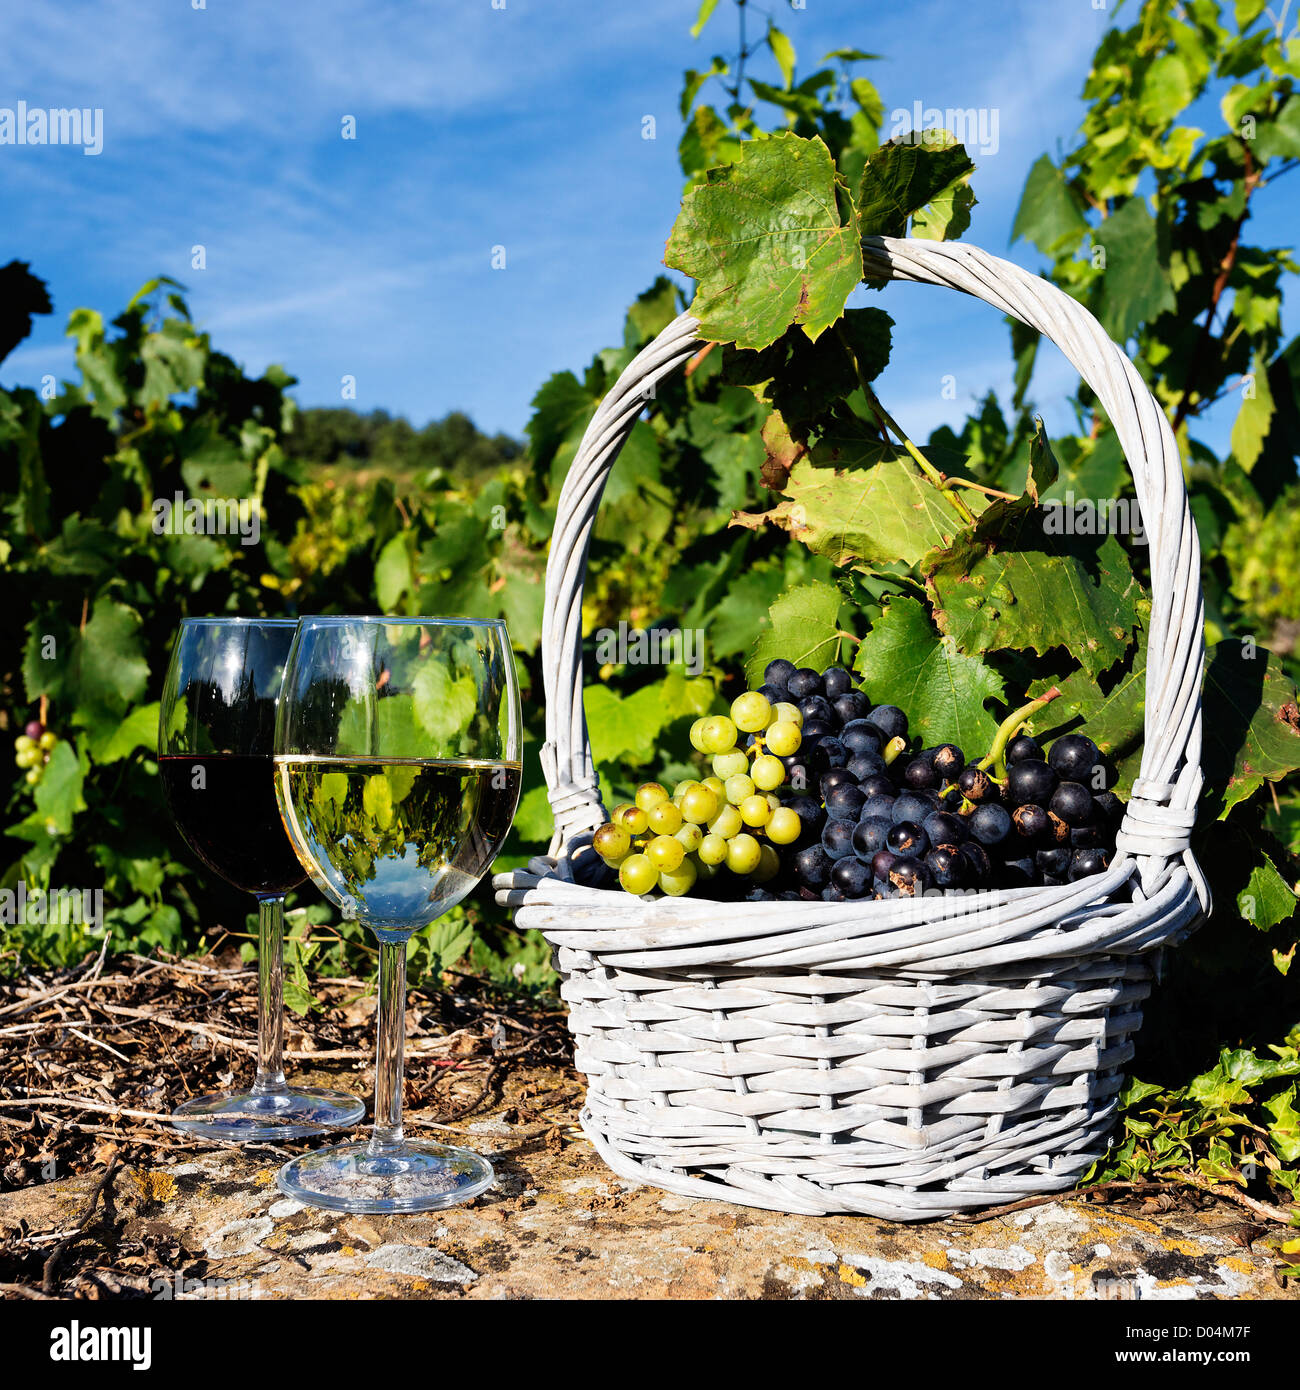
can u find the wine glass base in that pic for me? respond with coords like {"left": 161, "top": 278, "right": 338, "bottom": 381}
{"left": 171, "top": 1086, "right": 366, "bottom": 1142}
{"left": 276, "top": 1139, "right": 494, "bottom": 1213}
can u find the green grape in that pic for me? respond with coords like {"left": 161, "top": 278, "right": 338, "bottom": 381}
{"left": 731, "top": 691, "right": 772, "bottom": 733}
{"left": 15, "top": 748, "right": 39, "bottom": 770}
{"left": 700, "top": 715, "right": 738, "bottom": 755}
{"left": 616, "top": 804, "right": 650, "bottom": 835}
{"left": 38, "top": 731, "right": 56, "bottom": 752}
{"left": 753, "top": 844, "right": 781, "bottom": 883}
{"left": 751, "top": 754, "right": 785, "bottom": 790}
{"left": 671, "top": 779, "right": 699, "bottom": 800}
{"left": 700, "top": 775, "right": 726, "bottom": 799}
{"left": 766, "top": 806, "right": 801, "bottom": 844}
{"left": 647, "top": 834, "right": 685, "bottom": 872}
{"left": 883, "top": 735, "right": 907, "bottom": 765}
{"left": 708, "top": 804, "right": 743, "bottom": 840}
{"left": 647, "top": 801, "right": 683, "bottom": 835}
{"left": 24, "top": 768, "right": 41, "bottom": 786}
{"left": 680, "top": 784, "right": 720, "bottom": 824}
{"left": 698, "top": 833, "right": 729, "bottom": 866}
{"left": 772, "top": 701, "right": 803, "bottom": 727}
{"left": 688, "top": 717, "right": 710, "bottom": 753}
{"left": 726, "top": 833, "right": 762, "bottom": 875}
{"left": 739, "top": 794, "right": 771, "bottom": 828}
{"left": 635, "top": 782, "right": 669, "bottom": 811}
{"left": 593, "top": 822, "right": 632, "bottom": 863}
{"left": 724, "top": 773, "right": 756, "bottom": 805}
{"left": 712, "top": 750, "right": 749, "bottom": 780}
{"left": 619, "top": 854, "right": 658, "bottom": 895}
{"left": 765, "top": 792, "right": 781, "bottom": 811}
{"left": 15, "top": 735, "right": 35, "bottom": 755}
{"left": 658, "top": 859, "right": 698, "bottom": 897}
{"left": 764, "top": 720, "right": 801, "bottom": 758}
{"left": 675, "top": 822, "right": 703, "bottom": 853}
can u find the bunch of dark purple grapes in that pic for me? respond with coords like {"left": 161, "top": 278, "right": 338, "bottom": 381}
{"left": 748, "top": 659, "right": 1123, "bottom": 903}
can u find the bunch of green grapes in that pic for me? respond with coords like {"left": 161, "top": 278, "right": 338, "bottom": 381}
{"left": 592, "top": 688, "right": 805, "bottom": 897}
{"left": 14, "top": 719, "right": 58, "bottom": 790}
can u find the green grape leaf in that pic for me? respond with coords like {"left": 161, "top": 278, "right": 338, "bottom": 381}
{"left": 412, "top": 665, "right": 478, "bottom": 746}
{"left": 768, "top": 24, "right": 796, "bottom": 89}
{"left": 853, "top": 597, "right": 1004, "bottom": 749}
{"left": 33, "top": 740, "right": 86, "bottom": 836}
{"left": 1093, "top": 196, "right": 1176, "bottom": 342}
{"left": 856, "top": 136, "right": 976, "bottom": 240}
{"left": 664, "top": 131, "right": 863, "bottom": 351}
{"left": 908, "top": 132, "right": 978, "bottom": 241}
{"left": 375, "top": 533, "right": 413, "bottom": 611}
{"left": 1255, "top": 93, "right": 1300, "bottom": 160}
{"left": 362, "top": 774, "right": 394, "bottom": 830}
{"left": 1236, "top": 848, "right": 1299, "bottom": 929}
{"left": 511, "top": 780, "right": 556, "bottom": 843}
{"left": 1202, "top": 642, "right": 1300, "bottom": 815}
{"left": 1229, "top": 351, "right": 1275, "bottom": 472}
{"left": 582, "top": 668, "right": 715, "bottom": 767}
{"left": 90, "top": 702, "right": 161, "bottom": 765}
{"left": 1032, "top": 629, "right": 1149, "bottom": 794}
{"left": 690, "top": 0, "right": 720, "bottom": 38}
{"left": 1011, "top": 154, "right": 1089, "bottom": 255}
{"left": 678, "top": 105, "right": 744, "bottom": 180}
{"left": 746, "top": 580, "right": 846, "bottom": 686}
{"left": 926, "top": 520, "right": 1143, "bottom": 681}
{"left": 733, "top": 431, "right": 960, "bottom": 571}
{"left": 139, "top": 318, "right": 206, "bottom": 411}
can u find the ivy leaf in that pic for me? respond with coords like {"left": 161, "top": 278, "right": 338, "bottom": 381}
{"left": 665, "top": 131, "right": 863, "bottom": 351}
{"left": 852, "top": 596, "right": 1004, "bottom": 749}
{"left": 1093, "top": 196, "right": 1176, "bottom": 342}
{"left": 1229, "top": 351, "right": 1275, "bottom": 472}
{"left": 1202, "top": 642, "right": 1300, "bottom": 815}
{"left": 856, "top": 136, "right": 976, "bottom": 240}
{"left": 746, "top": 581, "right": 846, "bottom": 685}
{"left": 1011, "top": 154, "right": 1089, "bottom": 255}
{"left": 1236, "top": 848, "right": 1299, "bottom": 929}
{"left": 1264, "top": 1086, "right": 1300, "bottom": 1164}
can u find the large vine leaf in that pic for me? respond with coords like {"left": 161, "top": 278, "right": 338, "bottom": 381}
{"left": 1093, "top": 195, "right": 1176, "bottom": 343}
{"left": 924, "top": 426, "right": 1143, "bottom": 679}
{"left": 856, "top": 135, "right": 976, "bottom": 239}
{"left": 1202, "top": 642, "right": 1300, "bottom": 816}
{"left": 852, "top": 596, "right": 1004, "bottom": 750}
{"left": 732, "top": 431, "right": 960, "bottom": 571}
{"left": 745, "top": 580, "right": 846, "bottom": 685}
{"left": 1236, "top": 849, "right": 1299, "bottom": 930}
{"left": 664, "top": 131, "right": 863, "bottom": 351}
{"left": 1011, "top": 154, "right": 1089, "bottom": 256}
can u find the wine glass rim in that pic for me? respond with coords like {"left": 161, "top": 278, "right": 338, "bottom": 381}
{"left": 178, "top": 616, "right": 299, "bottom": 627}
{"left": 295, "top": 615, "right": 509, "bottom": 629}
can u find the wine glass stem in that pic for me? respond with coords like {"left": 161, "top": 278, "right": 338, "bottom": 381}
{"left": 253, "top": 894, "right": 288, "bottom": 1094}
{"left": 368, "top": 937, "right": 408, "bottom": 1155}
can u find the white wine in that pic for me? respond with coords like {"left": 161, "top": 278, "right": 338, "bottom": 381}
{"left": 276, "top": 757, "right": 520, "bottom": 934}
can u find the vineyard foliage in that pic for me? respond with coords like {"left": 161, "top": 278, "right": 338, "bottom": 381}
{"left": 2, "top": 0, "right": 1299, "bottom": 1197}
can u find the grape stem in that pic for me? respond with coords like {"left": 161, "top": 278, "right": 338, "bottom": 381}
{"left": 978, "top": 687, "right": 1062, "bottom": 780}
{"left": 836, "top": 324, "right": 978, "bottom": 528}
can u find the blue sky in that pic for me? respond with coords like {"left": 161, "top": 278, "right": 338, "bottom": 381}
{"left": 1, "top": 0, "right": 1294, "bottom": 455}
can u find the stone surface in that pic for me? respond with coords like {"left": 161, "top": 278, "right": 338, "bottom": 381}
{"left": 2, "top": 1066, "right": 1296, "bottom": 1301}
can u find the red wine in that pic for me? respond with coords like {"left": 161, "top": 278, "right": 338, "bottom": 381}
{"left": 159, "top": 754, "right": 308, "bottom": 896}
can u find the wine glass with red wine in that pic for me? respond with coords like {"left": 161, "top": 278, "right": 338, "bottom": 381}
{"left": 158, "top": 617, "right": 365, "bottom": 1140}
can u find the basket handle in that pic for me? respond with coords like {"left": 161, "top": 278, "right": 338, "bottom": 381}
{"left": 538, "top": 236, "right": 1207, "bottom": 902}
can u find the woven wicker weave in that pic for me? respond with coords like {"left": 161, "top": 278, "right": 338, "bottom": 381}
{"left": 494, "top": 235, "right": 1210, "bottom": 1220}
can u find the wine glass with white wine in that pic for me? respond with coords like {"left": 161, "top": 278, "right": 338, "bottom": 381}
{"left": 272, "top": 616, "right": 521, "bottom": 1213}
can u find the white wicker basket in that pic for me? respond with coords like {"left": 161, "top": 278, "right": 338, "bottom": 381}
{"left": 494, "top": 235, "right": 1210, "bottom": 1220}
